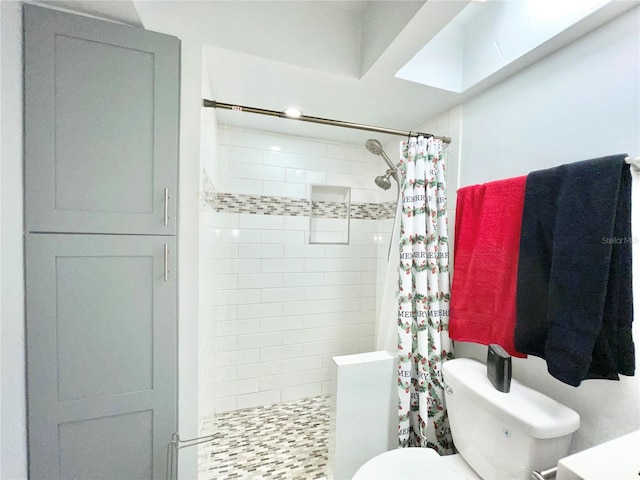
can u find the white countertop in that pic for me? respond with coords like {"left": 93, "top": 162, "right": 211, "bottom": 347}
{"left": 556, "top": 430, "right": 640, "bottom": 480}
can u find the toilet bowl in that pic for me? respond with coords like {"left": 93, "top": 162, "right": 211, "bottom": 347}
{"left": 352, "top": 358, "right": 580, "bottom": 480}
{"left": 353, "top": 448, "right": 480, "bottom": 479}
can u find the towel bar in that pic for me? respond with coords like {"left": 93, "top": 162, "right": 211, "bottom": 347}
{"left": 624, "top": 156, "right": 640, "bottom": 170}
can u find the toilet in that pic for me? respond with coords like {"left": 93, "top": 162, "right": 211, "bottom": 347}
{"left": 353, "top": 358, "right": 580, "bottom": 480}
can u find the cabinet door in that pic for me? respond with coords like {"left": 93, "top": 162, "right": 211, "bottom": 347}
{"left": 24, "top": 5, "right": 179, "bottom": 235}
{"left": 26, "top": 234, "right": 177, "bottom": 480}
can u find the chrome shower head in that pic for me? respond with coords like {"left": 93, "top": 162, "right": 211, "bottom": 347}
{"left": 365, "top": 138, "right": 396, "bottom": 173}
{"left": 367, "top": 139, "right": 400, "bottom": 191}
{"left": 374, "top": 168, "right": 397, "bottom": 190}
{"left": 374, "top": 174, "right": 392, "bottom": 190}
{"left": 365, "top": 139, "right": 384, "bottom": 156}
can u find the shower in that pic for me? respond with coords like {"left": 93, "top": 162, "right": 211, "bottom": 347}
{"left": 366, "top": 139, "right": 399, "bottom": 190}
{"left": 374, "top": 172, "right": 394, "bottom": 191}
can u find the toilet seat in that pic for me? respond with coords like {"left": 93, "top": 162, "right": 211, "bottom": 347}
{"left": 352, "top": 448, "right": 481, "bottom": 480}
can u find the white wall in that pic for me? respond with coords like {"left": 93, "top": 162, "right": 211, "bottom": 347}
{"left": 460, "top": 6, "right": 640, "bottom": 186}
{"left": 176, "top": 38, "right": 201, "bottom": 480}
{"left": 456, "top": 6, "right": 640, "bottom": 454}
{"left": 198, "top": 61, "right": 218, "bottom": 423}
{"left": 0, "top": 2, "right": 28, "bottom": 478}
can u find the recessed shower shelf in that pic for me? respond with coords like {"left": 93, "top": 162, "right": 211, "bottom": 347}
{"left": 309, "top": 185, "right": 351, "bottom": 245}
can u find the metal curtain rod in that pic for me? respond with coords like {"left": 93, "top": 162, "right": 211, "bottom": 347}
{"left": 203, "top": 99, "right": 452, "bottom": 144}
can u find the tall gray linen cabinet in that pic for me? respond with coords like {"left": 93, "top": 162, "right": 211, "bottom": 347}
{"left": 23, "top": 5, "right": 180, "bottom": 479}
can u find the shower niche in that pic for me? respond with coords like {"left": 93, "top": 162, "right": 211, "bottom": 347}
{"left": 309, "top": 185, "right": 351, "bottom": 244}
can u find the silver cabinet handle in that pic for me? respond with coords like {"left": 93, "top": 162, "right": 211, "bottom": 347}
{"left": 164, "top": 243, "right": 169, "bottom": 282}
{"left": 164, "top": 188, "right": 169, "bottom": 226}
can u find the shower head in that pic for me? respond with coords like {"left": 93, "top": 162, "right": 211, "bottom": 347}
{"left": 374, "top": 169, "right": 396, "bottom": 190}
{"left": 374, "top": 174, "right": 392, "bottom": 191}
{"left": 367, "top": 139, "right": 400, "bottom": 191}
{"left": 365, "top": 139, "right": 384, "bottom": 156}
{"left": 365, "top": 138, "right": 396, "bottom": 173}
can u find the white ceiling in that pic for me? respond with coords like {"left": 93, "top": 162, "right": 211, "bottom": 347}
{"left": 36, "top": 0, "right": 143, "bottom": 26}
{"left": 34, "top": 0, "right": 639, "bottom": 146}
{"left": 133, "top": 0, "right": 470, "bottom": 146}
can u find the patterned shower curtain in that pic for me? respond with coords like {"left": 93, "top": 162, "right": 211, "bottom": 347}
{"left": 397, "top": 136, "right": 454, "bottom": 454}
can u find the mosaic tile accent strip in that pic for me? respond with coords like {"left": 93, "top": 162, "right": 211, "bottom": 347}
{"left": 198, "top": 395, "right": 331, "bottom": 480}
{"left": 378, "top": 201, "right": 397, "bottom": 219}
{"left": 311, "top": 200, "right": 348, "bottom": 219}
{"left": 214, "top": 192, "right": 310, "bottom": 216}
{"left": 350, "top": 202, "right": 389, "bottom": 220}
{"left": 203, "top": 190, "right": 397, "bottom": 220}
{"left": 208, "top": 192, "right": 287, "bottom": 216}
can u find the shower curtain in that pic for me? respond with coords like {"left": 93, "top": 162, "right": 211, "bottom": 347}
{"left": 396, "top": 136, "right": 454, "bottom": 453}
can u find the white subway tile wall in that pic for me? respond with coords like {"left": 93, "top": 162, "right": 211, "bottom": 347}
{"left": 200, "top": 112, "right": 461, "bottom": 416}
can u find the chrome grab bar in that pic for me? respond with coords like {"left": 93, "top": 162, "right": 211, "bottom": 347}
{"left": 166, "top": 432, "right": 221, "bottom": 480}
{"left": 531, "top": 466, "right": 557, "bottom": 480}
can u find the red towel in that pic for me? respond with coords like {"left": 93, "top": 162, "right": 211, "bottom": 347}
{"left": 450, "top": 176, "right": 527, "bottom": 358}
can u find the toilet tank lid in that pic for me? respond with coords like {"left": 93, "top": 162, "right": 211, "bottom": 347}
{"left": 442, "top": 358, "right": 580, "bottom": 439}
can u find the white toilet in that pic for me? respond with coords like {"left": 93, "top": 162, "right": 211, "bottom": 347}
{"left": 353, "top": 358, "right": 580, "bottom": 480}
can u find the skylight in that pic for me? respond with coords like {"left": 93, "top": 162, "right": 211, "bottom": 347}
{"left": 396, "top": 0, "right": 611, "bottom": 93}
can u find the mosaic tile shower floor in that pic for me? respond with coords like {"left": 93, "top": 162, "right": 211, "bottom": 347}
{"left": 198, "top": 395, "right": 331, "bottom": 480}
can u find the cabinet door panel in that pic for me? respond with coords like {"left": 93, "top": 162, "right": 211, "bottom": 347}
{"left": 24, "top": 4, "right": 179, "bottom": 234}
{"left": 26, "top": 234, "right": 177, "bottom": 480}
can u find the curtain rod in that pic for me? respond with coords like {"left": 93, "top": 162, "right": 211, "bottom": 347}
{"left": 203, "top": 99, "right": 452, "bottom": 144}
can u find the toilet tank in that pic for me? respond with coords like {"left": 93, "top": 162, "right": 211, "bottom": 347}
{"left": 442, "top": 358, "right": 580, "bottom": 480}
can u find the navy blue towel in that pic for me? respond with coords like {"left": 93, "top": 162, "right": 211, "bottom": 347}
{"left": 515, "top": 155, "right": 634, "bottom": 387}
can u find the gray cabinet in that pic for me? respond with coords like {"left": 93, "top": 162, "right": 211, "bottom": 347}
{"left": 24, "top": 4, "right": 179, "bottom": 235}
{"left": 26, "top": 235, "right": 177, "bottom": 480}
{"left": 23, "top": 5, "right": 180, "bottom": 479}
